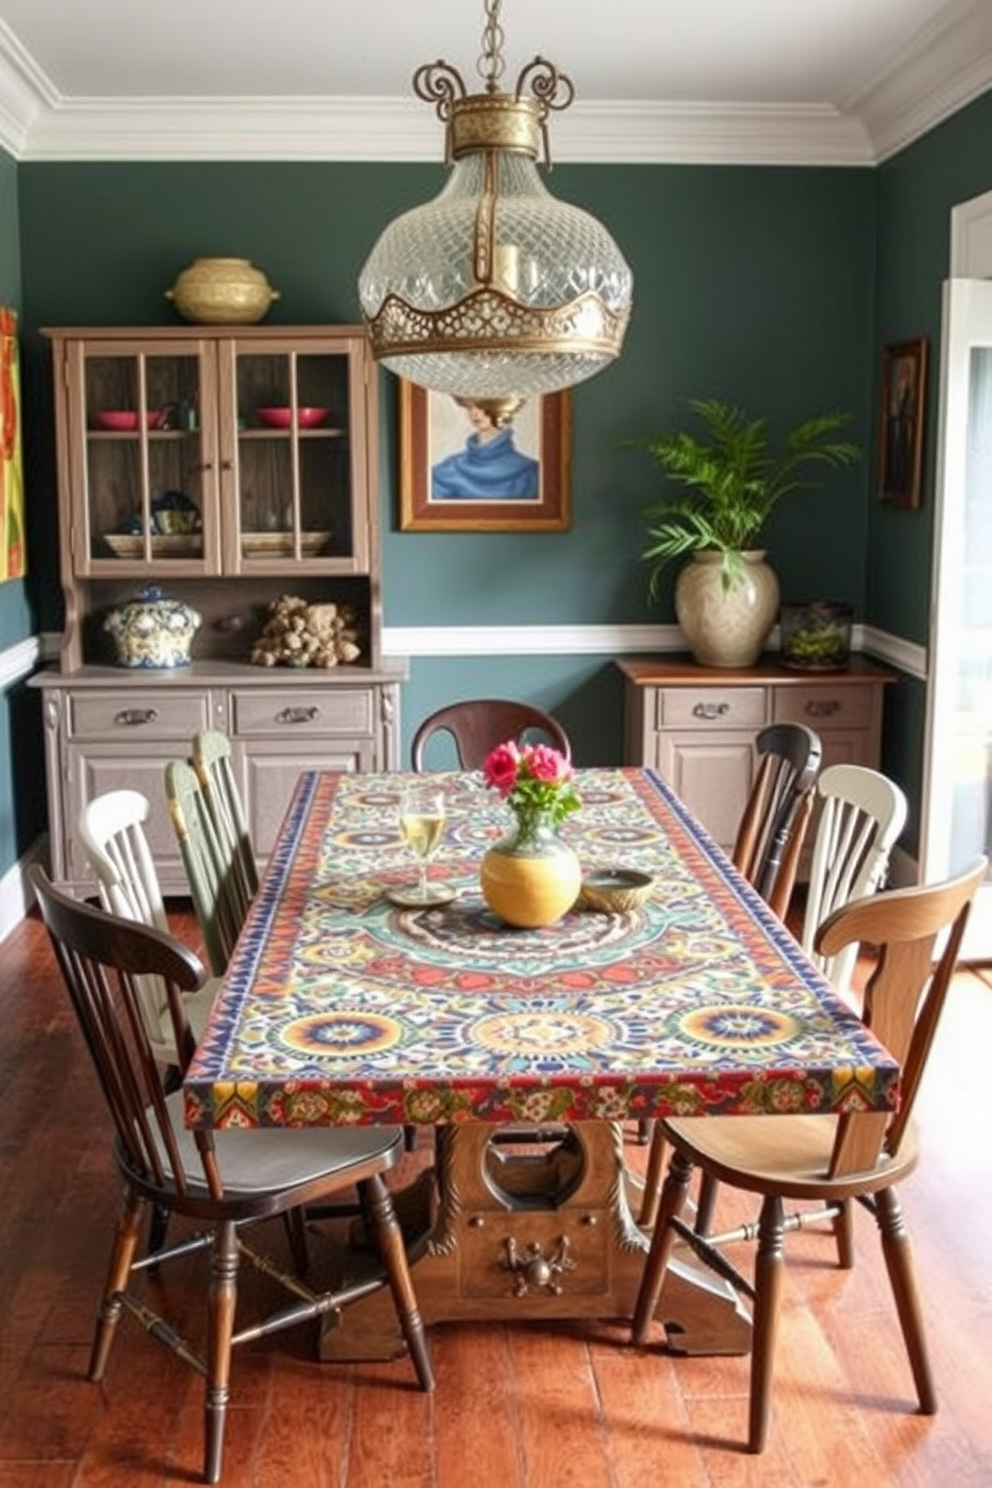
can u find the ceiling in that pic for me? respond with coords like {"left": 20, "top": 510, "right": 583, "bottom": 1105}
{"left": 1, "top": 0, "right": 991, "bottom": 165}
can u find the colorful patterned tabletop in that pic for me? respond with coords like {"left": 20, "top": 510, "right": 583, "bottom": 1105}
{"left": 183, "top": 768, "right": 900, "bottom": 1130}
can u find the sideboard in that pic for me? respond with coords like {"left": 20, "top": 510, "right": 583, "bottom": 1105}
{"left": 617, "top": 654, "right": 896, "bottom": 860}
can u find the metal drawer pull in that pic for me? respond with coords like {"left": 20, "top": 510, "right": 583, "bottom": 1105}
{"left": 804, "top": 699, "right": 841, "bottom": 718}
{"left": 692, "top": 702, "right": 730, "bottom": 720}
{"left": 113, "top": 708, "right": 158, "bottom": 727}
{"left": 276, "top": 706, "right": 320, "bottom": 725}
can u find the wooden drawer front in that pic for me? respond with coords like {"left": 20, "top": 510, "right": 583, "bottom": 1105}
{"left": 773, "top": 684, "right": 874, "bottom": 732}
{"left": 657, "top": 686, "right": 766, "bottom": 730}
{"left": 67, "top": 689, "right": 211, "bottom": 739}
{"left": 232, "top": 688, "right": 373, "bottom": 737}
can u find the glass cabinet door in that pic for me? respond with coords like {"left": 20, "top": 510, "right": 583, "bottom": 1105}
{"left": 226, "top": 343, "right": 359, "bottom": 569}
{"left": 72, "top": 341, "right": 215, "bottom": 570}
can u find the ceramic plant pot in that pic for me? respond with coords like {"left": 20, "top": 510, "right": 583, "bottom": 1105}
{"left": 674, "top": 549, "right": 779, "bottom": 668}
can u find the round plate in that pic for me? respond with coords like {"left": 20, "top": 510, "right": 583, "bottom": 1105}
{"left": 386, "top": 885, "right": 456, "bottom": 909}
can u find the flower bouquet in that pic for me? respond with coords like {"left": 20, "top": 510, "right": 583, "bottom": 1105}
{"left": 479, "top": 740, "right": 583, "bottom": 928}
{"left": 482, "top": 740, "right": 581, "bottom": 844}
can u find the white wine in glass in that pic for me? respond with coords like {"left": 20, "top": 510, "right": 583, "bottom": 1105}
{"left": 398, "top": 785, "right": 446, "bottom": 903}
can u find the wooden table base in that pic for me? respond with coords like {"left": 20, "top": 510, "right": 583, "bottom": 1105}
{"left": 318, "top": 1123, "right": 751, "bottom": 1362}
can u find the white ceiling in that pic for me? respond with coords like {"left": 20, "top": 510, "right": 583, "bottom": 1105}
{"left": 1, "top": 0, "right": 991, "bottom": 164}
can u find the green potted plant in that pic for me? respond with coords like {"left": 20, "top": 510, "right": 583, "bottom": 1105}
{"left": 627, "top": 398, "right": 861, "bottom": 667}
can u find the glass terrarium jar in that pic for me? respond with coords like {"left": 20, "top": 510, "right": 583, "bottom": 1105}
{"left": 779, "top": 600, "right": 853, "bottom": 671}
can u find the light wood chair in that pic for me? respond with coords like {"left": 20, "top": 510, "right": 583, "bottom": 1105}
{"left": 630, "top": 856, "right": 986, "bottom": 1454}
{"left": 411, "top": 698, "right": 571, "bottom": 771}
{"left": 29, "top": 864, "right": 434, "bottom": 1485}
{"left": 800, "top": 761, "right": 908, "bottom": 996}
{"left": 79, "top": 787, "right": 218, "bottom": 1066}
{"left": 190, "top": 729, "right": 258, "bottom": 930}
{"left": 165, "top": 758, "right": 247, "bottom": 976}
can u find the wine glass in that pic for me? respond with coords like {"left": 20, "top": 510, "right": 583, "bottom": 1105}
{"left": 397, "top": 784, "right": 446, "bottom": 904}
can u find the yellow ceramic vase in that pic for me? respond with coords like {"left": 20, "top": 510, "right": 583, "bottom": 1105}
{"left": 480, "top": 814, "right": 581, "bottom": 929}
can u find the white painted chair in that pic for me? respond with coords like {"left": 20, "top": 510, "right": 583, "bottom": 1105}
{"left": 79, "top": 788, "right": 218, "bottom": 1066}
{"left": 800, "top": 762, "right": 909, "bottom": 997}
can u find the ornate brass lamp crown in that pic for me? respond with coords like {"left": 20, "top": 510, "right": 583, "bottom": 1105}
{"left": 357, "top": 0, "right": 633, "bottom": 422}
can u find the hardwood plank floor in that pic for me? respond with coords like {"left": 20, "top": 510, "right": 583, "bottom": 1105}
{"left": 2, "top": 904, "right": 991, "bottom": 1486}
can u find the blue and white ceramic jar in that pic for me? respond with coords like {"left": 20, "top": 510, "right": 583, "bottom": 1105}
{"left": 104, "top": 585, "right": 201, "bottom": 668}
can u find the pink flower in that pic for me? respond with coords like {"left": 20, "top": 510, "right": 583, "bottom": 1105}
{"left": 525, "top": 743, "right": 573, "bottom": 787}
{"left": 483, "top": 741, "right": 522, "bottom": 798}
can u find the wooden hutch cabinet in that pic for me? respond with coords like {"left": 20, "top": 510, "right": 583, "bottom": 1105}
{"left": 32, "top": 324, "right": 406, "bottom": 896}
{"left": 618, "top": 655, "right": 895, "bottom": 863}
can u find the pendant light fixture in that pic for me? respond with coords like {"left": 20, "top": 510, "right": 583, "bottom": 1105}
{"left": 357, "top": 0, "right": 633, "bottom": 424}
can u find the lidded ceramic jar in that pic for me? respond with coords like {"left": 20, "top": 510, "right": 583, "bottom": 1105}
{"left": 165, "top": 257, "right": 280, "bottom": 325}
{"left": 104, "top": 585, "right": 201, "bottom": 669}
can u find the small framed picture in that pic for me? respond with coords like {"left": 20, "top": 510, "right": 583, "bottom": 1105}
{"left": 398, "top": 381, "right": 571, "bottom": 531}
{"left": 878, "top": 336, "right": 928, "bottom": 509}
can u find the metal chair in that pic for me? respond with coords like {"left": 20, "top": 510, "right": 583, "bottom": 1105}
{"left": 411, "top": 698, "right": 571, "bottom": 771}
{"left": 29, "top": 864, "right": 434, "bottom": 1484}
{"left": 630, "top": 857, "right": 986, "bottom": 1453}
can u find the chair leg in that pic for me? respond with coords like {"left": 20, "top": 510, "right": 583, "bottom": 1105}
{"left": 874, "top": 1186, "right": 937, "bottom": 1414}
{"left": 833, "top": 1197, "right": 855, "bottom": 1269}
{"left": 631, "top": 1146, "right": 694, "bottom": 1345}
{"left": 748, "top": 1194, "right": 786, "bottom": 1453}
{"left": 89, "top": 1186, "right": 146, "bottom": 1381}
{"left": 204, "top": 1219, "right": 239, "bottom": 1485}
{"left": 694, "top": 1173, "right": 719, "bottom": 1236}
{"left": 362, "top": 1172, "right": 435, "bottom": 1393}
{"left": 638, "top": 1125, "right": 667, "bottom": 1229}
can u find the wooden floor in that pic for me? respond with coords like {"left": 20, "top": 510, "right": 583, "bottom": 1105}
{"left": 2, "top": 904, "right": 992, "bottom": 1488}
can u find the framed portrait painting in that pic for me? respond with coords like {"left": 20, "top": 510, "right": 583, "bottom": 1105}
{"left": 878, "top": 336, "right": 928, "bottom": 510}
{"left": 398, "top": 381, "right": 571, "bottom": 531}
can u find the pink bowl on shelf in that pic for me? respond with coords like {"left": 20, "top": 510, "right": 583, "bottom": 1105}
{"left": 255, "top": 406, "right": 331, "bottom": 429}
{"left": 92, "top": 410, "right": 164, "bottom": 432}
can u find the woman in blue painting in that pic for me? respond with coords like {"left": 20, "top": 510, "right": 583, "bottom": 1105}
{"left": 431, "top": 397, "right": 540, "bottom": 500}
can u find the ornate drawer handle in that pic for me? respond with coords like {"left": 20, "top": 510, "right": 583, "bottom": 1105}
{"left": 503, "top": 1235, "right": 576, "bottom": 1296}
{"left": 276, "top": 706, "right": 320, "bottom": 725}
{"left": 805, "top": 699, "right": 841, "bottom": 718}
{"left": 692, "top": 702, "right": 730, "bottom": 720}
{"left": 113, "top": 708, "right": 158, "bottom": 727}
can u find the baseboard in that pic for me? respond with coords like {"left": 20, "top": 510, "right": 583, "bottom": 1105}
{"left": 0, "top": 834, "right": 49, "bottom": 943}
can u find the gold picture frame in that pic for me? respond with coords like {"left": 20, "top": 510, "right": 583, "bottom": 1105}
{"left": 878, "top": 336, "right": 928, "bottom": 510}
{"left": 398, "top": 381, "right": 571, "bottom": 531}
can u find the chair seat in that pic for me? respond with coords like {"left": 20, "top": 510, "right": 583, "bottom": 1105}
{"left": 663, "top": 1113, "right": 920, "bottom": 1202}
{"left": 159, "top": 1091, "right": 406, "bottom": 1197}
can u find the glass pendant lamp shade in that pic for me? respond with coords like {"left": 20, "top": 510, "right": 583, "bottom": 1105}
{"left": 357, "top": 1, "right": 633, "bottom": 413}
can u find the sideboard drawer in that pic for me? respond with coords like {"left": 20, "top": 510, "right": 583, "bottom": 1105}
{"left": 232, "top": 687, "right": 374, "bottom": 736}
{"left": 658, "top": 686, "right": 767, "bottom": 730}
{"left": 773, "top": 684, "right": 874, "bottom": 731}
{"left": 67, "top": 689, "right": 212, "bottom": 739}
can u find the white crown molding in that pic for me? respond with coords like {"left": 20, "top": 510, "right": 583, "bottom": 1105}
{"left": 2, "top": 5, "right": 991, "bottom": 167}
{"left": 843, "top": 0, "right": 992, "bottom": 162}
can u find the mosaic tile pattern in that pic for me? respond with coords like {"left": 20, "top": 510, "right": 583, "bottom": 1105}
{"left": 184, "top": 768, "right": 900, "bottom": 1129}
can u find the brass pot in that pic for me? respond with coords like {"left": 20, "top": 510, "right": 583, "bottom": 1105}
{"left": 165, "top": 257, "right": 280, "bottom": 325}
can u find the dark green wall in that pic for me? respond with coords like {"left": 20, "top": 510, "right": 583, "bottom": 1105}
{"left": 15, "top": 159, "right": 876, "bottom": 767}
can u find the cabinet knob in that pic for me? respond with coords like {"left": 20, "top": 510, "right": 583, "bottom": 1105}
{"left": 276, "top": 706, "right": 320, "bottom": 725}
{"left": 113, "top": 708, "right": 158, "bottom": 727}
{"left": 692, "top": 702, "right": 730, "bottom": 720}
{"left": 805, "top": 699, "right": 841, "bottom": 718}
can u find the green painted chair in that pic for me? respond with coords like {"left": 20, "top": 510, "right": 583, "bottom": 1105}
{"left": 165, "top": 758, "right": 248, "bottom": 977}
{"left": 190, "top": 729, "right": 258, "bottom": 928}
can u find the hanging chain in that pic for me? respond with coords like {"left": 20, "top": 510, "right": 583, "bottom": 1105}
{"left": 476, "top": 0, "right": 506, "bottom": 92}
